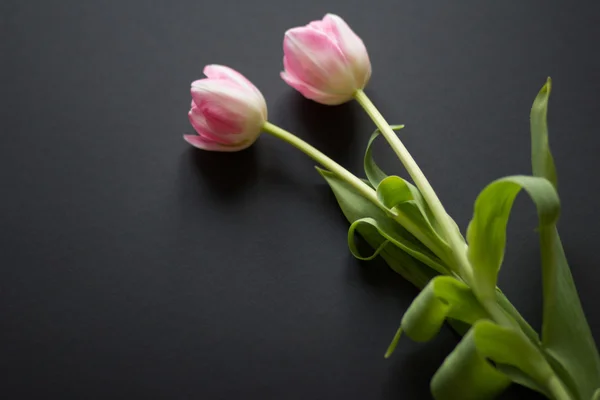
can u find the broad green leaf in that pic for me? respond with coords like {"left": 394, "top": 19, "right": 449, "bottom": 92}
{"left": 431, "top": 322, "right": 511, "bottom": 400}
{"left": 495, "top": 289, "right": 540, "bottom": 345}
{"left": 466, "top": 175, "right": 560, "bottom": 299}
{"left": 379, "top": 242, "right": 438, "bottom": 289}
{"left": 530, "top": 78, "right": 557, "bottom": 188}
{"left": 495, "top": 364, "right": 550, "bottom": 398}
{"left": 540, "top": 226, "right": 600, "bottom": 400}
{"left": 385, "top": 276, "right": 488, "bottom": 357}
{"left": 316, "top": 167, "right": 438, "bottom": 288}
{"left": 592, "top": 389, "right": 600, "bottom": 400}
{"left": 364, "top": 125, "right": 404, "bottom": 188}
{"left": 531, "top": 79, "right": 600, "bottom": 399}
{"left": 431, "top": 320, "right": 554, "bottom": 400}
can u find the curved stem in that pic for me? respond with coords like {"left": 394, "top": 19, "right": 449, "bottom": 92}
{"left": 354, "top": 90, "right": 472, "bottom": 281}
{"left": 263, "top": 122, "right": 379, "bottom": 207}
{"left": 262, "top": 121, "right": 447, "bottom": 259}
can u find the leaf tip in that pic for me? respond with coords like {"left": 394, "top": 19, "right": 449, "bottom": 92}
{"left": 543, "top": 77, "right": 552, "bottom": 94}
{"left": 384, "top": 327, "right": 403, "bottom": 359}
{"left": 314, "top": 166, "right": 328, "bottom": 175}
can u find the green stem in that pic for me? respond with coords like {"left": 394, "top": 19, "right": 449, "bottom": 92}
{"left": 262, "top": 121, "right": 445, "bottom": 258}
{"left": 263, "top": 122, "right": 379, "bottom": 207}
{"left": 354, "top": 90, "right": 472, "bottom": 281}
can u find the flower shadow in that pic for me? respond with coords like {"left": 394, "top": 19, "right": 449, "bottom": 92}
{"left": 278, "top": 92, "right": 362, "bottom": 167}
{"left": 180, "top": 145, "right": 259, "bottom": 204}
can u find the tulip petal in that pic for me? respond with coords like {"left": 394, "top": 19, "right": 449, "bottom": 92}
{"left": 188, "top": 107, "right": 236, "bottom": 144}
{"left": 203, "top": 64, "right": 263, "bottom": 99}
{"left": 198, "top": 98, "right": 245, "bottom": 134}
{"left": 191, "top": 79, "right": 266, "bottom": 124}
{"left": 323, "top": 14, "right": 371, "bottom": 87}
{"left": 280, "top": 71, "right": 347, "bottom": 105}
{"left": 284, "top": 27, "right": 354, "bottom": 92}
{"left": 183, "top": 134, "right": 251, "bottom": 152}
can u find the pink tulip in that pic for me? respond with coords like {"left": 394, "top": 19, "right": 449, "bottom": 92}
{"left": 184, "top": 65, "right": 267, "bottom": 152}
{"left": 281, "top": 14, "right": 371, "bottom": 105}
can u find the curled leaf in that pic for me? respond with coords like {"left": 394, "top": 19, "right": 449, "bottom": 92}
{"left": 317, "top": 166, "right": 438, "bottom": 288}
{"left": 364, "top": 125, "right": 404, "bottom": 188}
{"left": 385, "top": 276, "right": 488, "bottom": 357}
{"left": 347, "top": 217, "right": 447, "bottom": 275}
{"left": 466, "top": 175, "right": 560, "bottom": 299}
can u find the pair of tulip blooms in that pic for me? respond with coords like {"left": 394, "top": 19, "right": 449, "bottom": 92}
{"left": 185, "top": 13, "right": 464, "bottom": 279}
{"left": 184, "top": 13, "right": 372, "bottom": 152}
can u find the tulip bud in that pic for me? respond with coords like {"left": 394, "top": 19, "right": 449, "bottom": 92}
{"left": 281, "top": 14, "right": 371, "bottom": 105}
{"left": 185, "top": 65, "right": 267, "bottom": 151}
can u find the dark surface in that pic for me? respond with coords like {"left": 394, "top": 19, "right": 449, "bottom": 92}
{"left": 1, "top": 1, "right": 599, "bottom": 399}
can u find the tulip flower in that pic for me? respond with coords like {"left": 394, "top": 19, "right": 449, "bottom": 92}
{"left": 281, "top": 14, "right": 371, "bottom": 105}
{"left": 184, "top": 65, "right": 267, "bottom": 152}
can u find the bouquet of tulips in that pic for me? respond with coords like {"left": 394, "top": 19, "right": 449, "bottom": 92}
{"left": 183, "top": 14, "right": 600, "bottom": 400}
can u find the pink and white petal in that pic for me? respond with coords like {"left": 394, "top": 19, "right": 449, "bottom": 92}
{"left": 307, "top": 19, "right": 335, "bottom": 36}
{"left": 183, "top": 134, "right": 252, "bottom": 152}
{"left": 191, "top": 81, "right": 257, "bottom": 116}
{"left": 323, "top": 14, "right": 371, "bottom": 86}
{"left": 203, "top": 64, "right": 263, "bottom": 100}
{"left": 203, "top": 65, "right": 252, "bottom": 87}
{"left": 284, "top": 28, "right": 354, "bottom": 92}
{"left": 191, "top": 78, "right": 246, "bottom": 102}
{"left": 283, "top": 29, "right": 327, "bottom": 88}
{"left": 192, "top": 79, "right": 261, "bottom": 108}
{"left": 280, "top": 71, "right": 349, "bottom": 105}
{"left": 188, "top": 109, "right": 237, "bottom": 144}
{"left": 322, "top": 14, "right": 364, "bottom": 55}
{"left": 196, "top": 98, "right": 246, "bottom": 134}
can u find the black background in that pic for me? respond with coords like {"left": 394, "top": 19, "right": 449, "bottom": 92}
{"left": 2, "top": 1, "right": 599, "bottom": 399}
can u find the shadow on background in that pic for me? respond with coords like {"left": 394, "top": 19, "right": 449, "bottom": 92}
{"left": 285, "top": 93, "right": 362, "bottom": 166}
{"left": 179, "top": 146, "right": 259, "bottom": 204}
{"left": 383, "top": 337, "right": 457, "bottom": 399}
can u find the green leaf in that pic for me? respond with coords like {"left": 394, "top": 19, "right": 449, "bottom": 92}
{"left": 316, "top": 167, "right": 438, "bottom": 288}
{"left": 365, "top": 131, "right": 462, "bottom": 245}
{"left": 495, "top": 364, "right": 550, "bottom": 398}
{"left": 347, "top": 217, "right": 448, "bottom": 274}
{"left": 530, "top": 78, "right": 557, "bottom": 189}
{"left": 376, "top": 175, "right": 452, "bottom": 266}
{"left": 592, "top": 389, "right": 600, "bottom": 400}
{"left": 531, "top": 79, "right": 600, "bottom": 399}
{"left": 431, "top": 320, "right": 554, "bottom": 400}
{"left": 379, "top": 242, "right": 438, "bottom": 289}
{"left": 364, "top": 125, "right": 404, "bottom": 188}
{"left": 385, "top": 276, "right": 488, "bottom": 357}
{"left": 466, "top": 175, "right": 560, "bottom": 299}
{"left": 540, "top": 227, "right": 600, "bottom": 400}
{"left": 365, "top": 130, "right": 439, "bottom": 224}
{"left": 495, "top": 289, "right": 540, "bottom": 345}
{"left": 431, "top": 322, "right": 512, "bottom": 400}
{"left": 376, "top": 175, "right": 435, "bottom": 227}
{"left": 376, "top": 175, "right": 413, "bottom": 208}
